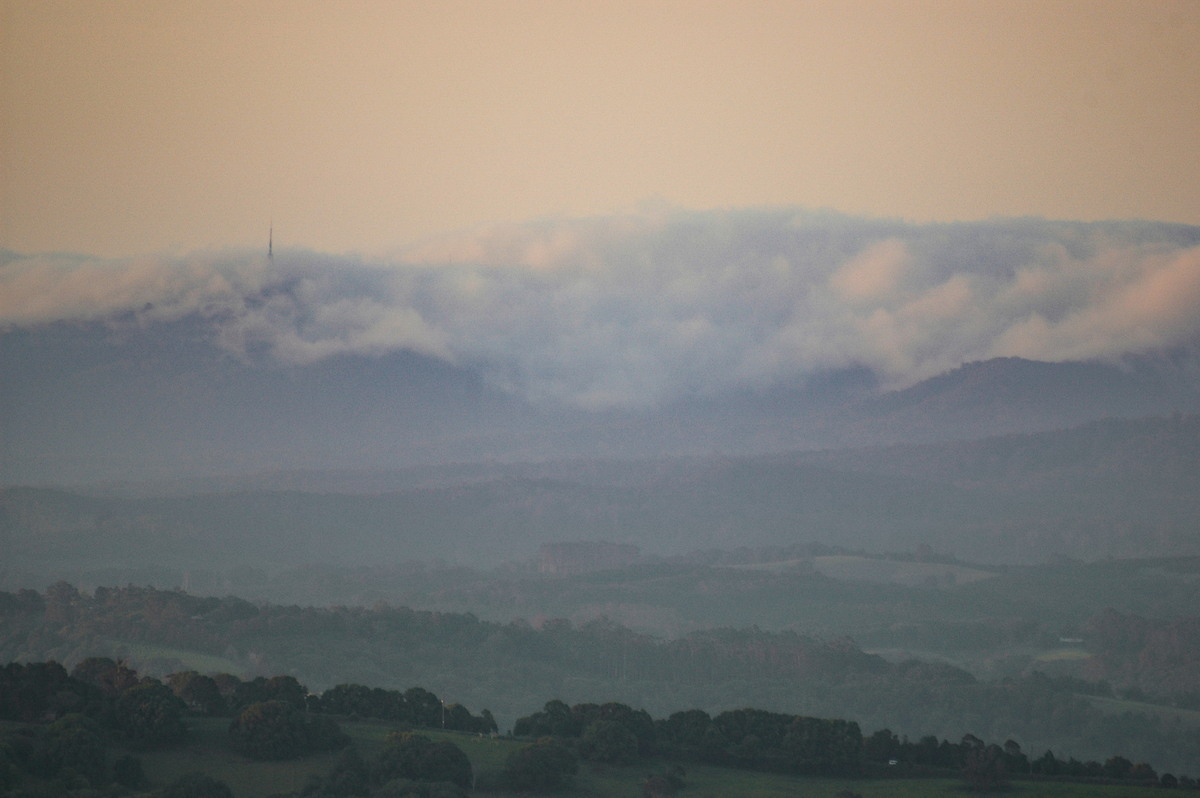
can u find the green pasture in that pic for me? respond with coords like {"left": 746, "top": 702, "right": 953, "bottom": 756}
{"left": 1033, "top": 647, "right": 1091, "bottom": 662}
{"left": 730, "top": 554, "right": 1000, "bottom": 588}
{"left": 109, "top": 640, "right": 245, "bottom": 676}
{"left": 132, "top": 716, "right": 339, "bottom": 796}
{"left": 809, "top": 555, "right": 999, "bottom": 587}
{"left": 1086, "top": 695, "right": 1200, "bottom": 727}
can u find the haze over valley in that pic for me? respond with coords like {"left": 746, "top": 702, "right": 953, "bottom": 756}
{"left": 6, "top": 214, "right": 1200, "bottom": 781}
{"left": 4, "top": 2, "right": 1200, "bottom": 794}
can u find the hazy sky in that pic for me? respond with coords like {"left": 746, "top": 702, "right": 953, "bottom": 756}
{"left": 3, "top": 0, "right": 1199, "bottom": 257}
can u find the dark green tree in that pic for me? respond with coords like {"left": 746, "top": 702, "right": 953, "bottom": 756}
{"left": 319, "top": 683, "right": 380, "bottom": 718}
{"left": 1001, "top": 739, "right": 1028, "bottom": 774}
{"left": 0, "top": 738, "right": 18, "bottom": 793}
{"left": 503, "top": 739, "right": 579, "bottom": 791}
{"left": 112, "top": 753, "right": 146, "bottom": 788}
{"left": 74, "top": 657, "right": 141, "bottom": 699}
{"left": 167, "top": 671, "right": 227, "bottom": 715}
{"left": 514, "top": 699, "right": 577, "bottom": 738}
{"left": 0, "top": 661, "right": 95, "bottom": 722}
{"left": 116, "top": 680, "right": 189, "bottom": 747}
{"left": 443, "top": 703, "right": 473, "bottom": 731}
{"left": 658, "top": 709, "right": 712, "bottom": 750}
{"left": 580, "top": 719, "right": 639, "bottom": 764}
{"left": 402, "top": 687, "right": 443, "bottom": 727}
{"left": 477, "top": 708, "right": 498, "bottom": 735}
{"left": 299, "top": 745, "right": 370, "bottom": 797}
{"left": 158, "top": 771, "right": 235, "bottom": 798}
{"left": 863, "top": 728, "right": 900, "bottom": 763}
{"left": 1103, "top": 754, "right": 1133, "bottom": 779}
{"left": 30, "top": 713, "right": 107, "bottom": 786}
{"left": 228, "top": 699, "right": 345, "bottom": 760}
{"left": 233, "top": 675, "right": 307, "bottom": 711}
{"left": 596, "top": 702, "right": 656, "bottom": 755}
{"left": 71, "top": 657, "right": 118, "bottom": 688}
{"left": 375, "top": 732, "right": 473, "bottom": 790}
{"left": 327, "top": 746, "right": 371, "bottom": 796}
{"left": 962, "top": 744, "right": 1007, "bottom": 792}
{"left": 1130, "top": 762, "right": 1158, "bottom": 782}
{"left": 230, "top": 700, "right": 306, "bottom": 760}
{"left": 1031, "top": 749, "right": 1062, "bottom": 776}
{"left": 781, "top": 716, "right": 862, "bottom": 774}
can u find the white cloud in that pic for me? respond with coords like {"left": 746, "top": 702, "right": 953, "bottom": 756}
{"left": 990, "top": 244, "right": 1200, "bottom": 361}
{"left": 4, "top": 210, "right": 1200, "bottom": 408}
{"left": 0, "top": 251, "right": 266, "bottom": 325}
{"left": 828, "top": 238, "right": 911, "bottom": 304}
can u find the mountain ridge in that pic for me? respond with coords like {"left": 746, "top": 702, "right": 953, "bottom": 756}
{"left": 4, "top": 412, "right": 1200, "bottom": 577}
{"left": 5, "top": 310, "right": 1200, "bottom": 487}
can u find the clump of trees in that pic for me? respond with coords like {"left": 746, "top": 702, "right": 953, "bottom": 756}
{"left": 375, "top": 732, "right": 472, "bottom": 789}
{"left": 0, "top": 659, "right": 486, "bottom": 797}
{"left": 0, "top": 659, "right": 189, "bottom": 794}
{"left": 10, "top": 582, "right": 1200, "bottom": 774}
{"left": 313, "top": 683, "right": 497, "bottom": 734}
{"left": 228, "top": 700, "right": 347, "bottom": 760}
{"left": 291, "top": 732, "right": 472, "bottom": 797}
{"left": 514, "top": 699, "right": 863, "bottom": 776}
{"left": 501, "top": 739, "right": 578, "bottom": 792}
{"left": 514, "top": 699, "right": 656, "bottom": 758}
{"left": 2, "top": 655, "right": 1197, "bottom": 796}
{"left": 115, "top": 681, "right": 190, "bottom": 747}
{"left": 511, "top": 696, "right": 1197, "bottom": 792}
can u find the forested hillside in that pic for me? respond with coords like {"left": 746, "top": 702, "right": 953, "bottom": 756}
{"left": 3, "top": 656, "right": 1189, "bottom": 797}
{"left": 5, "top": 415, "right": 1200, "bottom": 584}
{"left": 3, "top": 584, "right": 1199, "bottom": 775}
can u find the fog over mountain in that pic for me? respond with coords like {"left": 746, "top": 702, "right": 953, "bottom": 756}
{"left": 8, "top": 6, "right": 1200, "bottom": 790}
{"left": 4, "top": 209, "right": 1200, "bottom": 484}
{"left": 7, "top": 209, "right": 1200, "bottom": 785}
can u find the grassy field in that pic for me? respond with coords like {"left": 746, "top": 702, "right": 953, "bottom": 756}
{"left": 129, "top": 717, "right": 1168, "bottom": 798}
{"left": 133, "top": 716, "right": 341, "bottom": 796}
{"left": 1085, "top": 695, "right": 1200, "bottom": 727}
{"left": 1033, "top": 647, "right": 1092, "bottom": 662}
{"left": 730, "top": 554, "right": 1000, "bottom": 587}
{"left": 109, "top": 640, "right": 245, "bottom": 676}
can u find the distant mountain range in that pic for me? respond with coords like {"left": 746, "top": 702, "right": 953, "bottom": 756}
{"left": 852, "top": 355, "right": 1200, "bottom": 439}
{"left": 4, "top": 412, "right": 1200, "bottom": 586}
{"left": 6, "top": 212, "right": 1200, "bottom": 484}
{"left": 4, "top": 312, "right": 1199, "bottom": 486}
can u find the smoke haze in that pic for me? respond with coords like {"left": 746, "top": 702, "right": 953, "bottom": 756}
{"left": 5, "top": 210, "right": 1200, "bottom": 410}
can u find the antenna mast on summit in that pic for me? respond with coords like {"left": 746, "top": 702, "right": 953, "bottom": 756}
{"left": 268, "top": 221, "right": 273, "bottom": 262}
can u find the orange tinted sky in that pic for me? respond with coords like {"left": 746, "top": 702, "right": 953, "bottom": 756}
{"left": 3, "top": 0, "right": 1198, "bottom": 257}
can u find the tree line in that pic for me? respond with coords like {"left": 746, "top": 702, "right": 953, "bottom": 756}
{"left": 0, "top": 658, "right": 491, "bottom": 797}
{"left": 4, "top": 657, "right": 1194, "bottom": 796}
{"left": 5, "top": 583, "right": 1200, "bottom": 776}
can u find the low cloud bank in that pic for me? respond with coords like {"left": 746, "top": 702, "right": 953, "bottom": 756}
{"left": 4, "top": 209, "right": 1200, "bottom": 408}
